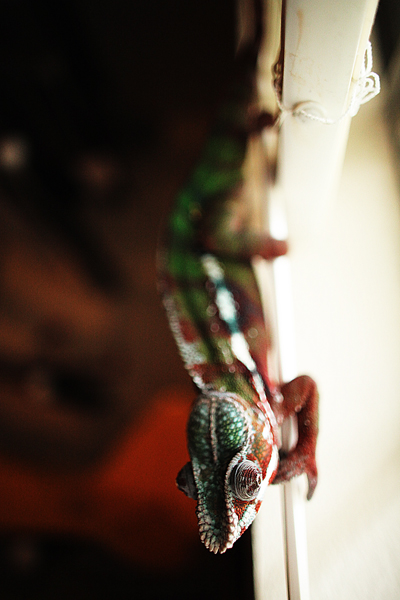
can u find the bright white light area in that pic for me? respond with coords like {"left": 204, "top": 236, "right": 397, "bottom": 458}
{"left": 254, "top": 56, "right": 400, "bottom": 600}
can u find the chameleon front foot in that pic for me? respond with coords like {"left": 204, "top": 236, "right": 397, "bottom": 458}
{"left": 273, "top": 449, "right": 318, "bottom": 500}
{"left": 271, "top": 375, "right": 319, "bottom": 499}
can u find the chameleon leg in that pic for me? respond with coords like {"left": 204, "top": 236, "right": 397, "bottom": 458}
{"left": 271, "top": 376, "right": 319, "bottom": 499}
{"left": 200, "top": 182, "right": 288, "bottom": 262}
{"left": 242, "top": 233, "right": 288, "bottom": 260}
{"left": 202, "top": 227, "right": 288, "bottom": 262}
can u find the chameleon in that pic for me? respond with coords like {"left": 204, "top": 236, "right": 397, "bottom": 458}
{"left": 158, "top": 40, "right": 319, "bottom": 555}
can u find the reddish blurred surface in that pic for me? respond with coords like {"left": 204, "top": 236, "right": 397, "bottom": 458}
{"left": 0, "top": 386, "right": 197, "bottom": 571}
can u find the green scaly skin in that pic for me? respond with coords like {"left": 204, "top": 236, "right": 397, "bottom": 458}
{"left": 158, "top": 48, "right": 319, "bottom": 554}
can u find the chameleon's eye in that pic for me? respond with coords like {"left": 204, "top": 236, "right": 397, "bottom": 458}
{"left": 229, "top": 460, "right": 262, "bottom": 501}
{"left": 176, "top": 462, "right": 198, "bottom": 500}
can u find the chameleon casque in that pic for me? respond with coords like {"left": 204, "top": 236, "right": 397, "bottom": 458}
{"left": 158, "top": 34, "right": 319, "bottom": 555}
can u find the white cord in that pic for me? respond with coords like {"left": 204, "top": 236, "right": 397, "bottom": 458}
{"left": 276, "top": 41, "right": 380, "bottom": 125}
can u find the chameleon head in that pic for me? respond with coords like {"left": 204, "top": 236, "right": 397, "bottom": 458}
{"left": 176, "top": 392, "right": 279, "bottom": 553}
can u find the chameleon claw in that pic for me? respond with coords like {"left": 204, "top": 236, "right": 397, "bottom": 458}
{"left": 306, "top": 470, "right": 318, "bottom": 500}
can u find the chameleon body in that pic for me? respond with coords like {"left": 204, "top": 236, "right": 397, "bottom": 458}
{"left": 158, "top": 47, "right": 318, "bottom": 554}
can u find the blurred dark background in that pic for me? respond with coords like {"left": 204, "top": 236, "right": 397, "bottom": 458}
{"left": 0, "top": 0, "right": 257, "bottom": 598}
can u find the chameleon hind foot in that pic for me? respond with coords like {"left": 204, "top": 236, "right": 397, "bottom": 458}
{"left": 254, "top": 235, "right": 288, "bottom": 260}
{"left": 202, "top": 229, "right": 288, "bottom": 262}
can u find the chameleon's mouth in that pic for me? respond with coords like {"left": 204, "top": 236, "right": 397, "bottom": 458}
{"left": 176, "top": 461, "right": 238, "bottom": 553}
{"left": 200, "top": 532, "right": 234, "bottom": 554}
{"left": 197, "top": 502, "right": 238, "bottom": 554}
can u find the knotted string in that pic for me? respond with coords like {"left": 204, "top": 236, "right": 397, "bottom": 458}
{"left": 275, "top": 41, "right": 381, "bottom": 126}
